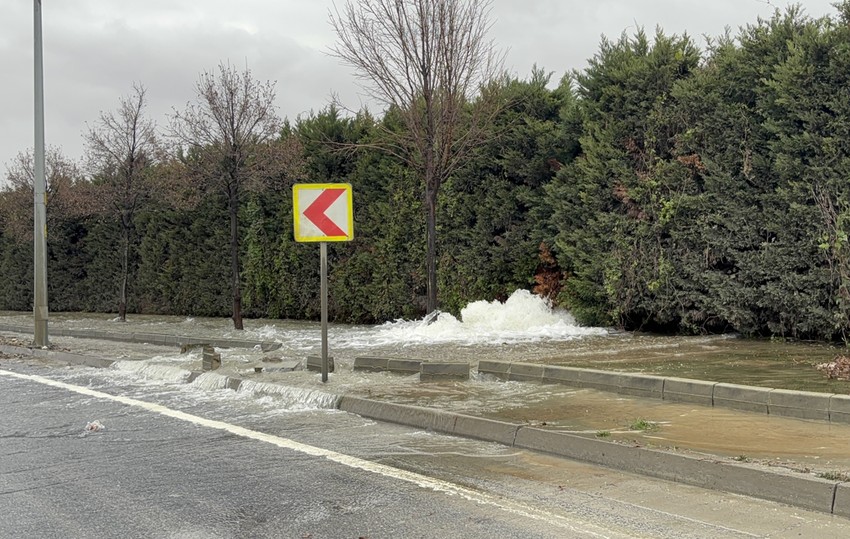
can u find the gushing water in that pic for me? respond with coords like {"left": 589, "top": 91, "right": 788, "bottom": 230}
{"left": 112, "top": 360, "right": 192, "bottom": 383}
{"left": 191, "top": 372, "right": 230, "bottom": 391}
{"left": 366, "top": 290, "right": 608, "bottom": 346}
{"left": 236, "top": 380, "right": 340, "bottom": 410}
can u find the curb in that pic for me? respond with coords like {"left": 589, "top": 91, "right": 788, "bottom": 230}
{"left": 2, "top": 343, "right": 848, "bottom": 516}
{"left": 480, "top": 360, "right": 850, "bottom": 426}
{"left": 0, "top": 324, "right": 280, "bottom": 352}
{"left": 337, "top": 395, "right": 844, "bottom": 516}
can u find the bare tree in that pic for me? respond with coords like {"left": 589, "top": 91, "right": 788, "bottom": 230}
{"left": 169, "top": 63, "right": 282, "bottom": 330}
{"left": 330, "top": 0, "right": 503, "bottom": 313}
{"left": 85, "top": 83, "right": 160, "bottom": 322}
{"left": 1, "top": 147, "right": 81, "bottom": 241}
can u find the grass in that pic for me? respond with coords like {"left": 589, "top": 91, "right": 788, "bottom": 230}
{"left": 732, "top": 455, "right": 751, "bottom": 463}
{"left": 817, "top": 471, "right": 850, "bottom": 482}
{"left": 595, "top": 430, "right": 611, "bottom": 438}
{"left": 629, "top": 419, "right": 658, "bottom": 432}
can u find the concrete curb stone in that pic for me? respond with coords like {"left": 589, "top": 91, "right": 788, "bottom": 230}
{"left": 387, "top": 359, "right": 422, "bottom": 375}
{"left": 420, "top": 361, "right": 469, "bottom": 382}
{"left": 477, "top": 360, "right": 511, "bottom": 380}
{"left": 451, "top": 414, "right": 520, "bottom": 445}
{"left": 768, "top": 388, "right": 831, "bottom": 421}
{"left": 338, "top": 396, "right": 457, "bottom": 432}
{"left": 834, "top": 483, "right": 850, "bottom": 518}
{"left": 829, "top": 394, "right": 850, "bottom": 423}
{"left": 512, "top": 427, "right": 839, "bottom": 514}
{"left": 713, "top": 383, "right": 771, "bottom": 414}
{"left": 507, "top": 363, "right": 544, "bottom": 382}
{"left": 541, "top": 365, "right": 583, "bottom": 386}
{"left": 616, "top": 373, "right": 664, "bottom": 399}
{"left": 662, "top": 377, "right": 715, "bottom": 405}
{"left": 306, "top": 355, "right": 335, "bottom": 373}
{"left": 353, "top": 356, "right": 389, "bottom": 372}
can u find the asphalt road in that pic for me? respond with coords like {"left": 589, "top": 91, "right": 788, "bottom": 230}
{"left": 3, "top": 359, "right": 850, "bottom": 538}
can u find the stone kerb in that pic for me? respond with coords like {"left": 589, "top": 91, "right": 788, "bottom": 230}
{"left": 338, "top": 396, "right": 456, "bottom": 432}
{"left": 829, "top": 394, "right": 850, "bottom": 424}
{"left": 507, "top": 363, "right": 544, "bottom": 382}
{"left": 306, "top": 355, "right": 335, "bottom": 373}
{"left": 513, "top": 427, "right": 838, "bottom": 514}
{"left": 451, "top": 415, "right": 520, "bottom": 445}
{"left": 420, "top": 362, "right": 469, "bottom": 382}
{"left": 477, "top": 360, "right": 511, "bottom": 380}
{"left": 768, "top": 388, "right": 831, "bottom": 421}
{"left": 387, "top": 358, "right": 422, "bottom": 375}
{"left": 834, "top": 483, "right": 850, "bottom": 518}
{"left": 662, "top": 377, "right": 716, "bottom": 405}
{"left": 353, "top": 356, "right": 389, "bottom": 372}
{"left": 616, "top": 373, "right": 664, "bottom": 399}
{"left": 541, "top": 365, "right": 583, "bottom": 386}
{"left": 574, "top": 368, "right": 622, "bottom": 393}
{"left": 713, "top": 383, "right": 771, "bottom": 413}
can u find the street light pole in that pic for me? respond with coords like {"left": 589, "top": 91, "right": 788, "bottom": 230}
{"left": 33, "top": 0, "right": 49, "bottom": 347}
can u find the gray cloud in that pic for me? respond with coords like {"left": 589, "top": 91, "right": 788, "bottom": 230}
{"left": 1, "top": 0, "right": 837, "bottom": 180}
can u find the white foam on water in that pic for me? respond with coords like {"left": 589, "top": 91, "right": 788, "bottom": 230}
{"left": 191, "top": 372, "right": 231, "bottom": 391}
{"left": 357, "top": 290, "right": 608, "bottom": 347}
{"left": 236, "top": 379, "right": 340, "bottom": 411}
{"left": 112, "top": 360, "right": 192, "bottom": 383}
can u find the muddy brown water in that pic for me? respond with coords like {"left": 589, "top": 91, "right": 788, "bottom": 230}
{"left": 530, "top": 333, "right": 847, "bottom": 394}
{"left": 3, "top": 310, "right": 850, "bottom": 475}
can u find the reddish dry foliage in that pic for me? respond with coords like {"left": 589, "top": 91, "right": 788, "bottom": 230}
{"left": 816, "top": 355, "right": 850, "bottom": 381}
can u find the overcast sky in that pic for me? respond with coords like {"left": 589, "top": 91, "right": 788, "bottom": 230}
{"left": 0, "top": 0, "right": 839, "bottom": 182}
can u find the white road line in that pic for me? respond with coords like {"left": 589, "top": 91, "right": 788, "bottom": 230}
{"left": 0, "top": 368, "right": 638, "bottom": 539}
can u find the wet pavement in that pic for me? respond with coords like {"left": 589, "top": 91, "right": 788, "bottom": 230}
{"left": 3, "top": 322, "right": 850, "bottom": 483}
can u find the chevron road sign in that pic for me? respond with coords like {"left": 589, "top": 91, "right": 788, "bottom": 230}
{"left": 293, "top": 183, "right": 354, "bottom": 242}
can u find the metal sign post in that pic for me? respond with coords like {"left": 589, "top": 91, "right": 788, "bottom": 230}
{"left": 293, "top": 184, "right": 353, "bottom": 383}
{"left": 320, "top": 242, "right": 329, "bottom": 382}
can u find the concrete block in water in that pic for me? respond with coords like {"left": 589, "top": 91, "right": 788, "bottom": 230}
{"left": 306, "top": 355, "right": 334, "bottom": 373}
{"left": 180, "top": 342, "right": 209, "bottom": 354}
{"left": 420, "top": 361, "right": 469, "bottom": 382}
{"left": 452, "top": 414, "right": 519, "bottom": 445}
{"left": 574, "top": 369, "right": 621, "bottom": 392}
{"left": 663, "top": 377, "right": 715, "bottom": 405}
{"left": 260, "top": 341, "right": 281, "bottom": 352}
{"left": 387, "top": 358, "right": 422, "bottom": 375}
{"left": 713, "top": 383, "right": 770, "bottom": 414}
{"left": 507, "top": 363, "right": 544, "bottom": 382}
{"left": 477, "top": 360, "right": 511, "bottom": 380}
{"left": 829, "top": 394, "right": 850, "bottom": 424}
{"left": 834, "top": 482, "right": 850, "bottom": 518}
{"left": 768, "top": 388, "right": 830, "bottom": 421}
{"left": 338, "top": 396, "right": 456, "bottom": 432}
{"left": 353, "top": 356, "right": 389, "bottom": 372}
{"left": 202, "top": 345, "right": 221, "bottom": 371}
{"left": 514, "top": 427, "right": 838, "bottom": 514}
{"left": 541, "top": 365, "right": 583, "bottom": 386}
{"left": 616, "top": 373, "right": 665, "bottom": 399}
{"left": 265, "top": 360, "right": 302, "bottom": 372}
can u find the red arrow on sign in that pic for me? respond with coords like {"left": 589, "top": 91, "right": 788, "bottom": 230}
{"left": 303, "top": 188, "right": 347, "bottom": 237}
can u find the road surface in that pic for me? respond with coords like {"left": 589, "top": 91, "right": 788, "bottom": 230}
{"left": 2, "top": 359, "right": 850, "bottom": 538}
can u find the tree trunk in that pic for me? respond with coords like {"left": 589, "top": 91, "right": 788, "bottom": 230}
{"left": 425, "top": 185, "right": 438, "bottom": 314}
{"left": 229, "top": 186, "right": 244, "bottom": 330}
{"left": 118, "top": 216, "right": 129, "bottom": 322}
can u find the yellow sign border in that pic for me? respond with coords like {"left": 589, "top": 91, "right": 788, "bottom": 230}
{"left": 293, "top": 183, "right": 354, "bottom": 242}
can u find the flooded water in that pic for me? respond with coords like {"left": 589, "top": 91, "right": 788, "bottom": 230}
{"left": 1, "top": 289, "right": 845, "bottom": 393}
{"left": 4, "top": 289, "right": 850, "bottom": 475}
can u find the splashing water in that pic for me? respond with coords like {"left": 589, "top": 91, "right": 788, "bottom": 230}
{"left": 112, "top": 360, "right": 192, "bottom": 383}
{"left": 364, "top": 290, "right": 608, "bottom": 346}
{"left": 237, "top": 380, "right": 340, "bottom": 410}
